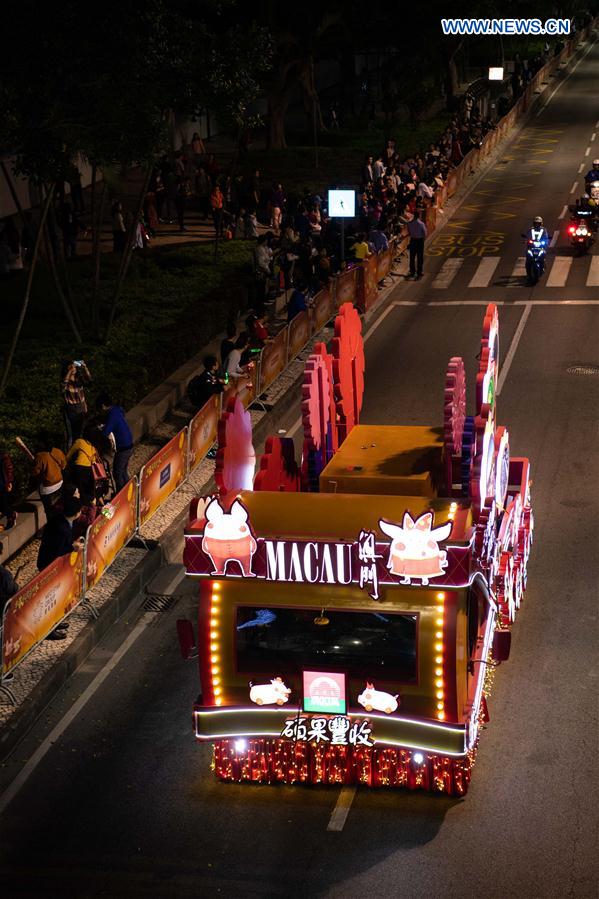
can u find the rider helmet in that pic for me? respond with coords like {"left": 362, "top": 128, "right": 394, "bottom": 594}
{"left": 593, "top": 159, "right": 599, "bottom": 167}
{"left": 533, "top": 216, "right": 543, "bottom": 226}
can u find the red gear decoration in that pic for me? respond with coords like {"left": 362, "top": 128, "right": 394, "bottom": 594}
{"left": 443, "top": 356, "right": 466, "bottom": 494}
{"left": 302, "top": 352, "right": 331, "bottom": 453}
{"left": 476, "top": 303, "right": 499, "bottom": 415}
{"left": 254, "top": 436, "right": 300, "bottom": 492}
{"left": 332, "top": 303, "right": 365, "bottom": 443}
{"left": 215, "top": 396, "right": 255, "bottom": 495}
{"left": 313, "top": 341, "right": 339, "bottom": 458}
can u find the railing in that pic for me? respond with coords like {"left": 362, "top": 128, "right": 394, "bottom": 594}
{"left": 1, "top": 25, "right": 590, "bottom": 686}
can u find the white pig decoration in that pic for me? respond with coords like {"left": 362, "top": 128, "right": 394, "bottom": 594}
{"left": 358, "top": 683, "right": 399, "bottom": 715}
{"left": 249, "top": 677, "right": 291, "bottom": 706}
{"left": 379, "top": 511, "right": 452, "bottom": 586}
{"left": 202, "top": 497, "right": 257, "bottom": 577}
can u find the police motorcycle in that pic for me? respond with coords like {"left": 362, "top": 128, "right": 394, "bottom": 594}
{"left": 567, "top": 212, "right": 594, "bottom": 256}
{"left": 522, "top": 216, "right": 549, "bottom": 285}
{"left": 584, "top": 159, "right": 599, "bottom": 202}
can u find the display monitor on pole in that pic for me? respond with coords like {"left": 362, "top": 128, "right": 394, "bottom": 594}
{"left": 328, "top": 189, "right": 356, "bottom": 264}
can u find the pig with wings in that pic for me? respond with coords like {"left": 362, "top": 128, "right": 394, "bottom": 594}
{"left": 378, "top": 511, "right": 453, "bottom": 586}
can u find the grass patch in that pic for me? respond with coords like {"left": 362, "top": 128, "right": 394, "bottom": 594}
{"left": 0, "top": 240, "right": 254, "bottom": 496}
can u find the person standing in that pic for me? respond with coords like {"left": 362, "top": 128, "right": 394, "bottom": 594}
{"left": 61, "top": 359, "right": 91, "bottom": 446}
{"left": 31, "top": 434, "right": 66, "bottom": 517}
{"left": 0, "top": 451, "right": 16, "bottom": 530}
{"left": 97, "top": 394, "right": 134, "bottom": 493}
{"left": 407, "top": 210, "right": 427, "bottom": 278}
{"left": 210, "top": 184, "right": 224, "bottom": 238}
{"left": 111, "top": 201, "right": 127, "bottom": 252}
{"left": 187, "top": 356, "right": 225, "bottom": 408}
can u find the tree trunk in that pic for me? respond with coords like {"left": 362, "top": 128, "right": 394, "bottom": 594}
{"left": 91, "top": 178, "right": 107, "bottom": 337}
{"left": 42, "top": 220, "right": 83, "bottom": 344}
{"left": 267, "top": 93, "right": 289, "bottom": 149}
{"left": 445, "top": 46, "right": 462, "bottom": 107}
{"left": 0, "top": 187, "right": 55, "bottom": 398}
{"left": 104, "top": 165, "right": 152, "bottom": 341}
{"left": 300, "top": 57, "right": 326, "bottom": 132}
{"left": 47, "top": 200, "right": 82, "bottom": 331}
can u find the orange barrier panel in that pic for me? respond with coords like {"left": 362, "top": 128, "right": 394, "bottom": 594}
{"left": 188, "top": 394, "right": 220, "bottom": 473}
{"left": 311, "top": 285, "right": 335, "bottom": 332}
{"left": 2, "top": 550, "right": 84, "bottom": 675}
{"left": 287, "top": 309, "right": 312, "bottom": 360}
{"left": 85, "top": 479, "right": 138, "bottom": 589}
{"left": 258, "top": 326, "right": 288, "bottom": 394}
{"left": 334, "top": 266, "right": 358, "bottom": 307}
{"left": 139, "top": 428, "right": 188, "bottom": 526}
{"left": 356, "top": 254, "right": 379, "bottom": 312}
{"left": 376, "top": 247, "right": 392, "bottom": 282}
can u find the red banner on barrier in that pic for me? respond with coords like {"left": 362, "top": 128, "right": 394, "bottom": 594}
{"left": 139, "top": 428, "right": 187, "bottom": 526}
{"left": 357, "top": 255, "right": 378, "bottom": 312}
{"left": 312, "top": 286, "right": 335, "bottom": 333}
{"left": 258, "top": 327, "right": 288, "bottom": 394}
{"left": 287, "top": 310, "right": 312, "bottom": 360}
{"left": 2, "top": 550, "right": 84, "bottom": 675}
{"left": 85, "top": 479, "right": 138, "bottom": 589}
{"left": 376, "top": 248, "right": 392, "bottom": 282}
{"left": 188, "top": 394, "right": 220, "bottom": 472}
{"left": 335, "top": 267, "right": 358, "bottom": 307}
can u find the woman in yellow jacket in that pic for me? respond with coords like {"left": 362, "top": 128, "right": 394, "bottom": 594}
{"left": 65, "top": 426, "right": 108, "bottom": 504}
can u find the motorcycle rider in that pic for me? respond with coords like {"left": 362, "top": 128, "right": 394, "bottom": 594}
{"left": 526, "top": 215, "right": 549, "bottom": 245}
{"left": 584, "top": 159, "right": 599, "bottom": 184}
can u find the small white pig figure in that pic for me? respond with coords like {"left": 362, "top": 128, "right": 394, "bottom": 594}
{"left": 202, "top": 497, "right": 257, "bottom": 577}
{"left": 379, "top": 510, "right": 452, "bottom": 586}
{"left": 358, "top": 682, "right": 399, "bottom": 714}
{"left": 249, "top": 677, "right": 291, "bottom": 706}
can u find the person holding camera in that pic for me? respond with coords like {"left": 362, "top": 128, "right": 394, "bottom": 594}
{"left": 61, "top": 359, "right": 91, "bottom": 448}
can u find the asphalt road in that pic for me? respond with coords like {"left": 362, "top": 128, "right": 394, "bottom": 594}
{"left": 1, "top": 38, "right": 599, "bottom": 899}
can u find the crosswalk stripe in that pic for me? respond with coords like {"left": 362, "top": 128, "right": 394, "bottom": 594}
{"left": 468, "top": 256, "right": 500, "bottom": 288}
{"left": 506, "top": 257, "right": 527, "bottom": 286}
{"left": 587, "top": 256, "right": 599, "bottom": 287}
{"left": 546, "top": 256, "right": 572, "bottom": 286}
{"left": 432, "top": 258, "right": 464, "bottom": 288}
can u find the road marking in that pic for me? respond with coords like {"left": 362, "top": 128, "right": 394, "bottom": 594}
{"left": 578, "top": 163, "right": 585, "bottom": 174}
{"left": 432, "top": 258, "right": 464, "bottom": 289}
{"left": 327, "top": 787, "right": 357, "bottom": 831}
{"left": 550, "top": 230, "right": 560, "bottom": 248}
{"left": 585, "top": 147, "right": 591, "bottom": 156}
{"left": 468, "top": 256, "right": 500, "bottom": 288}
{"left": 570, "top": 180, "right": 578, "bottom": 194}
{"left": 0, "top": 568, "right": 186, "bottom": 816}
{"left": 587, "top": 256, "right": 599, "bottom": 287}
{"left": 506, "top": 257, "right": 527, "bottom": 286}
{"left": 535, "top": 40, "right": 595, "bottom": 116}
{"left": 558, "top": 204, "right": 568, "bottom": 219}
{"left": 546, "top": 256, "right": 572, "bottom": 286}
{"left": 592, "top": 132, "right": 597, "bottom": 142}
{"left": 390, "top": 300, "right": 599, "bottom": 306}
{"left": 497, "top": 303, "right": 532, "bottom": 396}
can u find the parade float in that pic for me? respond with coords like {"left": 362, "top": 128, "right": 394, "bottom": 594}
{"left": 182, "top": 303, "right": 533, "bottom": 795}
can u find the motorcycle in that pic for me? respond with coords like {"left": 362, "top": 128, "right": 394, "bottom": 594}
{"left": 568, "top": 217, "right": 594, "bottom": 256}
{"left": 585, "top": 179, "right": 599, "bottom": 202}
{"left": 522, "top": 234, "right": 547, "bottom": 285}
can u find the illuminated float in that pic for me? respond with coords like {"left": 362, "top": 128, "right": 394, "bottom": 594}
{"left": 182, "top": 302, "right": 533, "bottom": 795}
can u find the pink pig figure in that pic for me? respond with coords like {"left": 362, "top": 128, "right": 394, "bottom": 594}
{"left": 202, "top": 497, "right": 257, "bottom": 577}
{"left": 379, "top": 511, "right": 452, "bottom": 586}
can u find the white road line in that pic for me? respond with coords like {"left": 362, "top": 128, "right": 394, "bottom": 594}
{"left": 587, "top": 256, "right": 599, "bottom": 287}
{"left": 558, "top": 204, "right": 568, "bottom": 219}
{"left": 432, "top": 258, "right": 464, "bottom": 289}
{"left": 536, "top": 40, "right": 595, "bottom": 116}
{"left": 578, "top": 163, "right": 585, "bottom": 174}
{"left": 506, "top": 257, "right": 527, "bottom": 286}
{"left": 550, "top": 230, "right": 560, "bottom": 248}
{"left": 585, "top": 147, "right": 591, "bottom": 156}
{"left": 468, "top": 256, "right": 500, "bottom": 288}
{"left": 570, "top": 180, "right": 578, "bottom": 194}
{"left": 390, "top": 300, "right": 599, "bottom": 306}
{"left": 0, "top": 568, "right": 186, "bottom": 816}
{"left": 327, "top": 787, "right": 357, "bottom": 831}
{"left": 546, "top": 256, "right": 572, "bottom": 287}
{"left": 497, "top": 303, "right": 532, "bottom": 396}
{"left": 592, "top": 132, "right": 597, "bottom": 142}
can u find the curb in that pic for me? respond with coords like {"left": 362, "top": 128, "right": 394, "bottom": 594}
{"left": 0, "top": 542, "right": 163, "bottom": 762}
